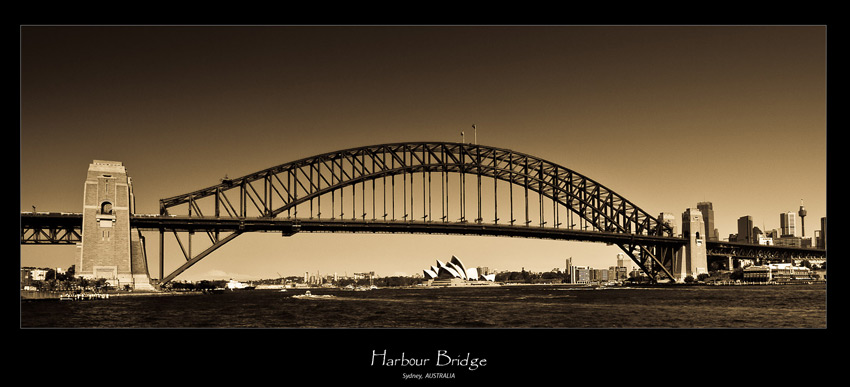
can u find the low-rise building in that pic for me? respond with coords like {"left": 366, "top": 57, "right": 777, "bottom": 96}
{"left": 742, "top": 263, "right": 812, "bottom": 283}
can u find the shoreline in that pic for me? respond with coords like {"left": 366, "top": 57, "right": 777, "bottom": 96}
{"left": 20, "top": 289, "right": 202, "bottom": 301}
{"left": 21, "top": 280, "right": 826, "bottom": 301}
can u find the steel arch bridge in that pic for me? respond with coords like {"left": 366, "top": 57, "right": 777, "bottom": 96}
{"left": 149, "top": 142, "right": 685, "bottom": 285}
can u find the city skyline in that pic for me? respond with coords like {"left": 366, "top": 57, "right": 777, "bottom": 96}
{"left": 19, "top": 25, "right": 827, "bottom": 281}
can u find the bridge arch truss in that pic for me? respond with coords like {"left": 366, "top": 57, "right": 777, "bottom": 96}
{"left": 153, "top": 142, "right": 680, "bottom": 285}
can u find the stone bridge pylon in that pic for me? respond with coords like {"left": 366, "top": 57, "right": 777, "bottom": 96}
{"left": 76, "top": 160, "right": 155, "bottom": 290}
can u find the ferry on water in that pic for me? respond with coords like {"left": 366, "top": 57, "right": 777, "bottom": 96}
{"left": 292, "top": 290, "right": 335, "bottom": 299}
{"left": 225, "top": 279, "right": 256, "bottom": 290}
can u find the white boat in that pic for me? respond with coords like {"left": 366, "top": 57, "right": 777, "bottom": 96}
{"left": 225, "top": 279, "right": 255, "bottom": 290}
{"left": 353, "top": 285, "right": 378, "bottom": 291}
{"left": 256, "top": 284, "right": 286, "bottom": 290}
{"left": 292, "top": 290, "right": 335, "bottom": 299}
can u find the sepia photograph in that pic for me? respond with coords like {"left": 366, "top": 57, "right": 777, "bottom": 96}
{"left": 19, "top": 24, "right": 828, "bottom": 380}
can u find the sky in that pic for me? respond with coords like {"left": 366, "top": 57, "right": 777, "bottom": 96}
{"left": 19, "top": 25, "right": 828, "bottom": 282}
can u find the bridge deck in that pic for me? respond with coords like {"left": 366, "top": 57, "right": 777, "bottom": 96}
{"left": 130, "top": 215, "right": 686, "bottom": 246}
{"left": 20, "top": 213, "right": 826, "bottom": 260}
{"left": 22, "top": 212, "right": 683, "bottom": 246}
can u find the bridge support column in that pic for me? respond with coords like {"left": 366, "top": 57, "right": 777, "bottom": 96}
{"left": 77, "top": 160, "right": 155, "bottom": 291}
{"left": 673, "top": 208, "right": 708, "bottom": 282}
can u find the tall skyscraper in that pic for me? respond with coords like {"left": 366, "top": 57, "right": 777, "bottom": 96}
{"left": 737, "top": 215, "right": 754, "bottom": 244}
{"left": 697, "top": 202, "right": 717, "bottom": 241}
{"left": 780, "top": 212, "right": 798, "bottom": 237}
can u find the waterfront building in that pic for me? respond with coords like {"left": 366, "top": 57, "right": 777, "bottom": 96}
{"left": 818, "top": 217, "right": 826, "bottom": 249}
{"left": 619, "top": 266, "right": 629, "bottom": 281}
{"left": 611, "top": 266, "right": 627, "bottom": 281}
{"left": 742, "top": 263, "right": 812, "bottom": 282}
{"left": 29, "top": 268, "right": 48, "bottom": 281}
{"left": 780, "top": 212, "right": 798, "bottom": 237}
{"left": 629, "top": 268, "right": 647, "bottom": 280}
{"left": 569, "top": 265, "right": 590, "bottom": 284}
{"left": 591, "top": 268, "right": 609, "bottom": 283}
{"left": 21, "top": 267, "right": 55, "bottom": 283}
{"left": 422, "top": 256, "right": 495, "bottom": 284}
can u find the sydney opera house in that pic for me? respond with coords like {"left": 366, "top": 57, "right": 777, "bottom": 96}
{"left": 423, "top": 255, "right": 496, "bottom": 286}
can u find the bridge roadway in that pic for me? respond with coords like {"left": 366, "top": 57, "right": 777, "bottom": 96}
{"left": 129, "top": 214, "right": 686, "bottom": 247}
{"left": 22, "top": 211, "right": 684, "bottom": 246}
{"left": 20, "top": 212, "right": 826, "bottom": 260}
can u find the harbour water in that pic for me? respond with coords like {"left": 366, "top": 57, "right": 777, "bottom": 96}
{"left": 20, "top": 284, "right": 826, "bottom": 328}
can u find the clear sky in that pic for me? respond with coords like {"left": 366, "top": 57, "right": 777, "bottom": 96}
{"left": 19, "top": 25, "right": 827, "bottom": 282}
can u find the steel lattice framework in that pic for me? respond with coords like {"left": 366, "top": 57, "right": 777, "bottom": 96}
{"left": 20, "top": 213, "right": 82, "bottom": 244}
{"left": 161, "top": 142, "right": 673, "bottom": 233}
{"left": 707, "top": 241, "right": 826, "bottom": 261}
{"left": 154, "top": 142, "right": 682, "bottom": 284}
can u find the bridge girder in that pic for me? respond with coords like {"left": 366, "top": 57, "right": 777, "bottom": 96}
{"left": 20, "top": 213, "right": 82, "bottom": 244}
{"left": 159, "top": 142, "right": 673, "bottom": 238}
{"left": 152, "top": 142, "right": 681, "bottom": 285}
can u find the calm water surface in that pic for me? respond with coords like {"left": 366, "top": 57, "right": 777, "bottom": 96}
{"left": 20, "top": 284, "right": 827, "bottom": 328}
